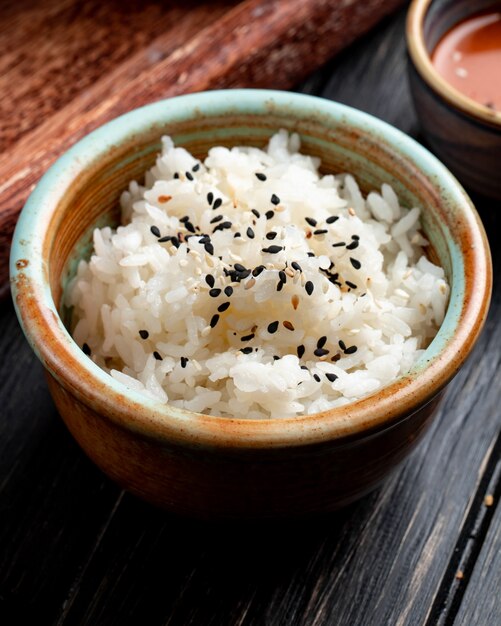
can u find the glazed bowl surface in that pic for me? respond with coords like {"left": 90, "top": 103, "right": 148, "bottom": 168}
{"left": 10, "top": 89, "right": 492, "bottom": 518}
{"left": 407, "top": 0, "right": 501, "bottom": 199}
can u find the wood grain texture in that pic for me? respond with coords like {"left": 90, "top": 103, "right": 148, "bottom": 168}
{"left": 456, "top": 474, "right": 501, "bottom": 626}
{"left": 0, "top": 0, "right": 237, "bottom": 152}
{"left": 1, "top": 6, "right": 500, "bottom": 626}
{"left": 0, "top": 0, "right": 405, "bottom": 299}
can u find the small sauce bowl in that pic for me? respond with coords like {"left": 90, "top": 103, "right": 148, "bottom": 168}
{"left": 407, "top": 0, "right": 501, "bottom": 199}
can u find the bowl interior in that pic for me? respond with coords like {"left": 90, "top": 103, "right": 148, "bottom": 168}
{"left": 423, "top": 0, "right": 500, "bottom": 51}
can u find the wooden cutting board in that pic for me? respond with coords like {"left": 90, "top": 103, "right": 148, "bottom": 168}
{"left": 0, "top": 0, "right": 405, "bottom": 298}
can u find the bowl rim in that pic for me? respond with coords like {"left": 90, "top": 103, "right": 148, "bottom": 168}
{"left": 10, "top": 89, "right": 492, "bottom": 450}
{"left": 407, "top": 0, "right": 501, "bottom": 127}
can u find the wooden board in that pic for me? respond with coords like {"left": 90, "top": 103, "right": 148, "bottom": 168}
{"left": 0, "top": 0, "right": 405, "bottom": 298}
{"left": 1, "top": 8, "right": 501, "bottom": 625}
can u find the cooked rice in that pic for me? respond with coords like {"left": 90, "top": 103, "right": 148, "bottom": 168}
{"left": 68, "top": 131, "right": 449, "bottom": 418}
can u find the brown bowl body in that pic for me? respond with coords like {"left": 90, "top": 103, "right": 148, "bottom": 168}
{"left": 47, "top": 373, "right": 444, "bottom": 518}
{"left": 10, "top": 91, "right": 492, "bottom": 518}
{"left": 407, "top": 0, "right": 501, "bottom": 200}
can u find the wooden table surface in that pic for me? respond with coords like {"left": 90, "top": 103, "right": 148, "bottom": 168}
{"left": 1, "top": 6, "right": 500, "bottom": 626}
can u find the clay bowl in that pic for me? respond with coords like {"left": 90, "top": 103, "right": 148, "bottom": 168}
{"left": 10, "top": 90, "right": 492, "bottom": 519}
{"left": 407, "top": 0, "right": 501, "bottom": 199}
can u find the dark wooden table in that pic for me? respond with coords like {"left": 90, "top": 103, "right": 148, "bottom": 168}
{"left": 1, "top": 6, "right": 500, "bottom": 625}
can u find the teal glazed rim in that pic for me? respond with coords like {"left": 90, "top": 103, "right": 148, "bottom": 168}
{"left": 9, "top": 89, "right": 492, "bottom": 448}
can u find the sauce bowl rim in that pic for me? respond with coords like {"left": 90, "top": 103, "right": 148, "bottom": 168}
{"left": 407, "top": 0, "right": 501, "bottom": 127}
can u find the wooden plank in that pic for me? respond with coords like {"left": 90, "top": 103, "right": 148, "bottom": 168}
{"left": 0, "top": 303, "right": 122, "bottom": 624}
{"left": 0, "top": 0, "right": 405, "bottom": 299}
{"left": 454, "top": 450, "right": 501, "bottom": 625}
{"left": 0, "top": 0, "right": 238, "bottom": 152}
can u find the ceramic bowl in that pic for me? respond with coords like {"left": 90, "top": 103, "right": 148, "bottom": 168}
{"left": 407, "top": 0, "right": 501, "bottom": 199}
{"left": 10, "top": 90, "right": 492, "bottom": 519}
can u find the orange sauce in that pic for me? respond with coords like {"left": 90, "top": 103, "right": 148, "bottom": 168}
{"left": 431, "top": 9, "right": 501, "bottom": 110}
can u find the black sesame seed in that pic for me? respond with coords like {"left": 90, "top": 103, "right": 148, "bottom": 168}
{"left": 210, "top": 215, "right": 223, "bottom": 224}
{"left": 207, "top": 192, "right": 214, "bottom": 205}
{"left": 265, "top": 210, "right": 275, "bottom": 220}
{"left": 300, "top": 365, "right": 308, "bottom": 370}
{"left": 346, "top": 240, "right": 359, "bottom": 250}
{"left": 313, "top": 229, "right": 328, "bottom": 235}
{"left": 173, "top": 172, "right": 179, "bottom": 179}
{"left": 344, "top": 345, "right": 358, "bottom": 355}
{"left": 234, "top": 232, "right": 241, "bottom": 238}
{"left": 338, "top": 340, "right": 347, "bottom": 351}
{"left": 234, "top": 263, "right": 246, "bottom": 273}
{"left": 158, "top": 235, "right": 173, "bottom": 243}
{"left": 252, "top": 265, "right": 265, "bottom": 277}
{"left": 185, "top": 171, "right": 194, "bottom": 181}
{"left": 199, "top": 235, "right": 210, "bottom": 244}
{"left": 266, "top": 231, "right": 278, "bottom": 240}
{"left": 192, "top": 163, "right": 200, "bottom": 172}
{"left": 279, "top": 270, "right": 287, "bottom": 284}
{"left": 210, "top": 314, "right": 220, "bottom": 328}
{"left": 350, "top": 258, "right": 362, "bottom": 270}
{"left": 255, "top": 172, "right": 267, "bottom": 181}
{"left": 305, "top": 217, "right": 317, "bottom": 227}
{"left": 246, "top": 227, "right": 255, "bottom": 239}
{"left": 307, "top": 252, "right": 315, "bottom": 257}
{"left": 313, "top": 374, "right": 321, "bottom": 382}
{"left": 209, "top": 288, "right": 221, "bottom": 298}
{"left": 325, "top": 373, "right": 338, "bottom": 382}
{"left": 332, "top": 242, "right": 346, "bottom": 247}
{"left": 181, "top": 356, "right": 188, "bottom": 368}
{"left": 153, "top": 351, "right": 163, "bottom": 361}
{"left": 251, "top": 209, "right": 261, "bottom": 219}
{"left": 273, "top": 355, "right": 281, "bottom": 361}
{"left": 213, "top": 198, "right": 223, "bottom": 210}
{"left": 239, "top": 269, "right": 251, "bottom": 279}
{"left": 205, "top": 275, "right": 215, "bottom": 288}
{"left": 180, "top": 215, "right": 190, "bottom": 223}
{"left": 297, "top": 345, "right": 305, "bottom": 358}
{"left": 326, "top": 215, "right": 339, "bottom": 224}
{"left": 262, "top": 245, "right": 283, "bottom": 254}
{"left": 291, "top": 261, "right": 302, "bottom": 272}
{"left": 204, "top": 243, "right": 214, "bottom": 255}
{"left": 317, "top": 336, "right": 327, "bottom": 349}
{"left": 240, "top": 347, "right": 253, "bottom": 354}
{"left": 185, "top": 221, "right": 196, "bottom": 234}
{"left": 82, "top": 342, "right": 91, "bottom": 356}
{"left": 270, "top": 194, "right": 280, "bottom": 205}
{"left": 218, "top": 302, "right": 230, "bottom": 312}
{"left": 224, "top": 286, "right": 234, "bottom": 297}
{"left": 352, "top": 234, "right": 360, "bottom": 240}
{"left": 241, "top": 333, "right": 255, "bottom": 342}
{"left": 171, "top": 237, "right": 180, "bottom": 248}
{"left": 346, "top": 281, "right": 357, "bottom": 289}
{"left": 283, "top": 321, "right": 294, "bottom": 331}
{"left": 139, "top": 330, "right": 149, "bottom": 340}
{"left": 267, "top": 321, "right": 279, "bottom": 334}
{"left": 305, "top": 281, "right": 314, "bottom": 296}
{"left": 150, "top": 225, "right": 161, "bottom": 237}
{"left": 314, "top": 348, "right": 329, "bottom": 357}
{"left": 276, "top": 281, "right": 284, "bottom": 292}
{"left": 213, "top": 221, "right": 232, "bottom": 232}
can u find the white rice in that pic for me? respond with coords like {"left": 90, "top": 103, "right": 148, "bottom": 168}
{"left": 68, "top": 131, "right": 449, "bottom": 419}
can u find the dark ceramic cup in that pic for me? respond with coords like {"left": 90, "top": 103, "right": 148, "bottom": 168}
{"left": 10, "top": 90, "right": 492, "bottom": 519}
{"left": 407, "top": 0, "right": 501, "bottom": 200}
